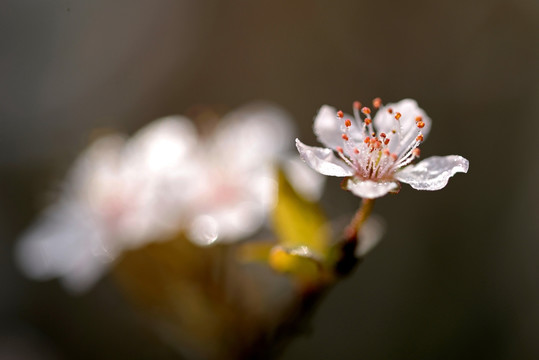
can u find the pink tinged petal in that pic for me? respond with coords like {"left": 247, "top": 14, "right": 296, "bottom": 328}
{"left": 373, "top": 99, "right": 431, "bottom": 153}
{"left": 395, "top": 155, "right": 469, "bottom": 191}
{"left": 346, "top": 179, "right": 399, "bottom": 199}
{"left": 295, "top": 139, "right": 354, "bottom": 177}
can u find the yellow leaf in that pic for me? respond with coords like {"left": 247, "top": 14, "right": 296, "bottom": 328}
{"left": 272, "top": 169, "right": 331, "bottom": 262}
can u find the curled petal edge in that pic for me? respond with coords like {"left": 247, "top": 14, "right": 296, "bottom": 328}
{"left": 395, "top": 155, "right": 469, "bottom": 191}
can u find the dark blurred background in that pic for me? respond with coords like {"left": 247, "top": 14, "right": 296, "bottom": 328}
{"left": 1, "top": 0, "right": 537, "bottom": 359}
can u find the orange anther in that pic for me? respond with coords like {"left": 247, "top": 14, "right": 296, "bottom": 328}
{"left": 412, "top": 148, "right": 421, "bottom": 157}
{"left": 387, "top": 108, "right": 393, "bottom": 114}
{"left": 353, "top": 148, "right": 359, "bottom": 154}
{"left": 415, "top": 116, "right": 422, "bottom": 123}
{"left": 364, "top": 137, "right": 370, "bottom": 144}
{"left": 361, "top": 107, "right": 371, "bottom": 115}
{"left": 380, "top": 132, "right": 386, "bottom": 138}
{"left": 344, "top": 119, "right": 352, "bottom": 127}
{"left": 337, "top": 110, "right": 344, "bottom": 118}
{"left": 395, "top": 112, "right": 402, "bottom": 120}
{"left": 384, "top": 138, "right": 390, "bottom": 145}
{"left": 391, "top": 153, "right": 398, "bottom": 161}
{"left": 336, "top": 146, "right": 344, "bottom": 153}
{"left": 373, "top": 141, "right": 381, "bottom": 149}
{"left": 353, "top": 101, "right": 362, "bottom": 110}
{"left": 342, "top": 134, "right": 349, "bottom": 141}
{"left": 417, "top": 121, "right": 425, "bottom": 128}
{"left": 365, "top": 118, "right": 372, "bottom": 125}
{"left": 416, "top": 134, "right": 424, "bottom": 142}
{"left": 373, "top": 97, "right": 382, "bottom": 109}
{"left": 383, "top": 148, "right": 390, "bottom": 156}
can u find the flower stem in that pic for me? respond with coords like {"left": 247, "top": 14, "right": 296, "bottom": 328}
{"left": 335, "top": 198, "right": 375, "bottom": 276}
{"left": 344, "top": 198, "right": 375, "bottom": 242}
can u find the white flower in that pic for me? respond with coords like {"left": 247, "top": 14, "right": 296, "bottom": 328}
{"left": 15, "top": 102, "right": 325, "bottom": 292}
{"left": 15, "top": 117, "right": 197, "bottom": 292}
{"left": 185, "top": 103, "right": 292, "bottom": 246}
{"left": 185, "top": 102, "right": 324, "bottom": 246}
{"left": 296, "top": 99, "right": 469, "bottom": 199}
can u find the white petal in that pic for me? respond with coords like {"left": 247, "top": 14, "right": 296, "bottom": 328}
{"left": 346, "top": 179, "right": 398, "bottom": 199}
{"left": 68, "top": 134, "right": 126, "bottom": 192}
{"left": 186, "top": 163, "right": 277, "bottom": 245}
{"left": 189, "top": 200, "right": 266, "bottom": 245}
{"left": 373, "top": 99, "right": 431, "bottom": 153}
{"left": 295, "top": 139, "right": 353, "bottom": 177}
{"left": 313, "top": 105, "right": 362, "bottom": 149}
{"left": 14, "top": 201, "right": 117, "bottom": 293}
{"left": 313, "top": 105, "right": 343, "bottom": 149}
{"left": 282, "top": 156, "right": 326, "bottom": 201}
{"left": 356, "top": 215, "right": 385, "bottom": 258}
{"left": 125, "top": 115, "right": 198, "bottom": 173}
{"left": 214, "top": 102, "right": 294, "bottom": 167}
{"left": 395, "top": 155, "right": 469, "bottom": 191}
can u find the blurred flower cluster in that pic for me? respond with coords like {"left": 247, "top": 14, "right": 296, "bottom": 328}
{"left": 15, "top": 102, "right": 324, "bottom": 293}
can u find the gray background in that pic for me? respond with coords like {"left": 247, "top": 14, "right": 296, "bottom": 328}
{"left": 1, "top": 0, "right": 538, "bottom": 359}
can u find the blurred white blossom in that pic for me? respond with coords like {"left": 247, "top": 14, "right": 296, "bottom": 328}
{"left": 15, "top": 103, "right": 324, "bottom": 292}
{"left": 355, "top": 216, "right": 385, "bottom": 258}
{"left": 296, "top": 99, "right": 469, "bottom": 199}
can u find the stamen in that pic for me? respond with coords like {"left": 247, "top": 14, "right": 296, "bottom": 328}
{"left": 396, "top": 139, "right": 421, "bottom": 167}
{"left": 352, "top": 103, "right": 363, "bottom": 133}
{"left": 337, "top": 148, "right": 355, "bottom": 169}
{"left": 336, "top": 100, "right": 428, "bottom": 183}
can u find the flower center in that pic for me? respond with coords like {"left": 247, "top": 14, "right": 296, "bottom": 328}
{"left": 335, "top": 98, "right": 424, "bottom": 181}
